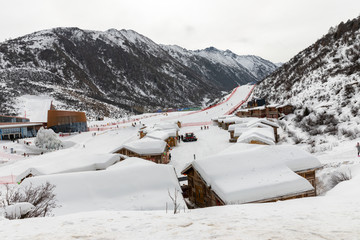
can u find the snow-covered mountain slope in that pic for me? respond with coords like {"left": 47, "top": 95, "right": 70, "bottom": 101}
{"left": 253, "top": 16, "right": 360, "bottom": 150}
{"left": 0, "top": 28, "right": 277, "bottom": 118}
{"left": 162, "top": 45, "right": 277, "bottom": 89}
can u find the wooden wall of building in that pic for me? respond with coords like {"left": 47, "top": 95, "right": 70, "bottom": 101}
{"left": 115, "top": 148, "right": 166, "bottom": 164}
{"left": 186, "top": 168, "right": 224, "bottom": 208}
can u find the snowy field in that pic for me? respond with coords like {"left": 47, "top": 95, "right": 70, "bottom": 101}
{"left": 0, "top": 84, "right": 360, "bottom": 239}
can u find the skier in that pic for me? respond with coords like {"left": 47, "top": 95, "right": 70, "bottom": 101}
{"left": 356, "top": 142, "right": 360, "bottom": 156}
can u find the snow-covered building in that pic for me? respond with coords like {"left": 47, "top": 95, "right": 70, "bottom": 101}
{"left": 237, "top": 127, "right": 276, "bottom": 145}
{"left": 144, "top": 129, "right": 178, "bottom": 147}
{"left": 20, "top": 158, "right": 186, "bottom": 215}
{"left": 113, "top": 138, "right": 169, "bottom": 164}
{"left": 212, "top": 115, "right": 235, "bottom": 127}
{"left": 181, "top": 144, "right": 321, "bottom": 208}
{"left": 227, "top": 118, "right": 279, "bottom": 143}
{"left": 219, "top": 116, "right": 242, "bottom": 130}
{"left": 15, "top": 152, "right": 123, "bottom": 183}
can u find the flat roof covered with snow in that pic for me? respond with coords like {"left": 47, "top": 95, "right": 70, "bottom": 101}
{"left": 115, "top": 138, "right": 167, "bottom": 155}
{"left": 221, "top": 144, "right": 322, "bottom": 172}
{"left": 185, "top": 148, "right": 315, "bottom": 204}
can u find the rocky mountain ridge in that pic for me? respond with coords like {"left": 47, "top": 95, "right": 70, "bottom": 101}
{"left": 253, "top": 16, "right": 360, "bottom": 151}
{"left": 0, "top": 27, "right": 277, "bottom": 118}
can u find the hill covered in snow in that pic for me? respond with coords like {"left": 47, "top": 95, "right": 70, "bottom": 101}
{"left": 252, "top": 16, "right": 360, "bottom": 151}
{"left": 0, "top": 28, "right": 277, "bottom": 118}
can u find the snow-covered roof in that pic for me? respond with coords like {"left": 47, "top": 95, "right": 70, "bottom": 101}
{"left": 184, "top": 146, "right": 315, "bottom": 204}
{"left": 277, "top": 103, "right": 292, "bottom": 108}
{"left": 249, "top": 106, "right": 266, "bottom": 110}
{"left": 237, "top": 128, "right": 275, "bottom": 145}
{"left": 267, "top": 104, "right": 280, "bottom": 108}
{"left": 145, "top": 130, "right": 171, "bottom": 141}
{"left": 15, "top": 152, "right": 122, "bottom": 183}
{"left": 221, "top": 144, "right": 322, "bottom": 172}
{"left": 233, "top": 127, "right": 248, "bottom": 137}
{"left": 153, "top": 122, "right": 179, "bottom": 131}
{"left": 106, "top": 157, "right": 154, "bottom": 170}
{"left": 221, "top": 116, "right": 242, "bottom": 124}
{"left": 246, "top": 122, "right": 273, "bottom": 129}
{"left": 228, "top": 123, "right": 248, "bottom": 132}
{"left": 245, "top": 118, "right": 279, "bottom": 128}
{"left": 21, "top": 158, "right": 186, "bottom": 215}
{"left": 115, "top": 138, "right": 167, "bottom": 155}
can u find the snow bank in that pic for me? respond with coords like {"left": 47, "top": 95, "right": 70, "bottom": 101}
{"left": 21, "top": 158, "right": 186, "bottom": 215}
{"left": 4, "top": 202, "right": 35, "bottom": 219}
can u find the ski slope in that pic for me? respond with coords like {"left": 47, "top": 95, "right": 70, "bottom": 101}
{"left": 159, "top": 84, "right": 253, "bottom": 125}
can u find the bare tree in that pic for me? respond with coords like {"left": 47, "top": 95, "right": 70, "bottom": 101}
{"left": 1, "top": 182, "right": 59, "bottom": 219}
{"left": 330, "top": 170, "right": 352, "bottom": 188}
{"left": 168, "top": 188, "right": 181, "bottom": 214}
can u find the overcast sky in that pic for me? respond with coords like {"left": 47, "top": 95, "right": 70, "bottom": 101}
{"left": 1, "top": 0, "right": 359, "bottom": 63}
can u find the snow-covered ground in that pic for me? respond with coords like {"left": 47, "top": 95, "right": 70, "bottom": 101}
{"left": 0, "top": 84, "right": 359, "bottom": 239}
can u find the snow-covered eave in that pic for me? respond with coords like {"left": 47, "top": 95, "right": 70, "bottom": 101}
{"left": 294, "top": 165, "right": 323, "bottom": 173}
{"left": 229, "top": 188, "right": 315, "bottom": 205}
{"left": 181, "top": 162, "right": 194, "bottom": 175}
{"left": 114, "top": 146, "right": 165, "bottom": 156}
{"left": 237, "top": 135, "right": 275, "bottom": 145}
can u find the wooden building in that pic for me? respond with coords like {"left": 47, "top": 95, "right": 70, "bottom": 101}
{"left": 249, "top": 106, "right": 267, "bottom": 118}
{"left": 277, "top": 104, "right": 294, "bottom": 116}
{"left": 236, "top": 109, "right": 250, "bottom": 118}
{"left": 237, "top": 127, "right": 276, "bottom": 145}
{"left": 221, "top": 117, "right": 242, "bottom": 130}
{"left": 236, "top": 103, "right": 293, "bottom": 119}
{"left": 182, "top": 144, "right": 321, "bottom": 208}
{"left": 113, "top": 138, "right": 169, "bottom": 164}
{"left": 247, "top": 119, "right": 280, "bottom": 143}
{"left": 266, "top": 104, "right": 280, "bottom": 119}
{"left": 145, "top": 129, "right": 178, "bottom": 147}
{"left": 182, "top": 165, "right": 224, "bottom": 207}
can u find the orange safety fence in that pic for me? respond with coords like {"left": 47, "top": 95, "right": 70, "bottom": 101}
{"left": 0, "top": 175, "right": 16, "bottom": 184}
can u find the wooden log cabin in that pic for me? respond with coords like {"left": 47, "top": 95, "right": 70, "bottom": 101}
{"left": 266, "top": 104, "right": 280, "bottom": 119}
{"left": 236, "top": 109, "right": 250, "bottom": 118}
{"left": 146, "top": 129, "right": 178, "bottom": 147}
{"left": 113, "top": 138, "right": 169, "bottom": 164}
{"left": 221, "top": 116, "right": 242, "bottom": 130}
{"left": 181, "top": 145, "right": 321, "bottom": 208}
{"left": 247, "top": 119, "right": 280, "bottom": 143}
{"left": 236, "top": 103, "right": 293, "bottom": 119}
{"left": 228, "top": 123, "right": 247, "bottom": 142}
{"left": 249, "top": 106, "right": 267, "bottom": 118}
{"left": 277, "top": 104, "right": 294, "bottom": 116}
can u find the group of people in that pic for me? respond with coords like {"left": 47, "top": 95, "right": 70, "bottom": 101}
{"left": 201, "top": 125, "right": 209, "bottom": 130}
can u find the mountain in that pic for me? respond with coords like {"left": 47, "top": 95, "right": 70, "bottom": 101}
{"left": 162, "top": 45, "right": 277, "bottom": 89}
{"left": 0, "top": 27, "right": 277, "bottom": 118}
{"left": 253, "top": 16, "right": 360, "bottom": 151}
